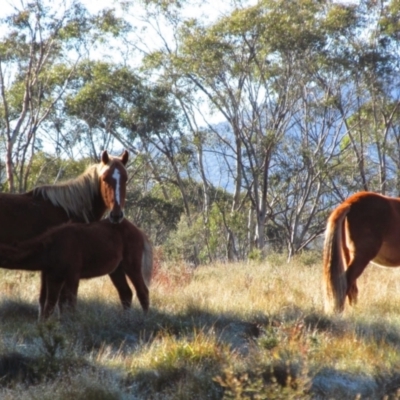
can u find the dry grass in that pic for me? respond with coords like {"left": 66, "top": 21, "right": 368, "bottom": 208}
{"left": 1, "top": 255, "right": 400, "bottom": 398}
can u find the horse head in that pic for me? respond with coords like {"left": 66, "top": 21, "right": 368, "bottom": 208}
{"left": 99, "top": 150, "right": 129, "bottom": 223}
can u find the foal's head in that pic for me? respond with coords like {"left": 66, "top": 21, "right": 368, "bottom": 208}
{"left": 99, "top": 150, "right": 129, "bottom": 223}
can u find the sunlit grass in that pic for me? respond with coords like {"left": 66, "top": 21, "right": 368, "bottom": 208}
{"left": 1, "top": 255, "right": 400, "bottom": 398}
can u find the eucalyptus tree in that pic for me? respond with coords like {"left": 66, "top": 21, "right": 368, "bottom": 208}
{"left": 137, "top": 0, "right": 354, "bottom": 257}
{"left": 312, "top": 0, "right": 400, "bottom": 197}
{"left": 260, "top": 0, "right": 400, "bottom": 254}
{"left": 63, "top": 58, "right": 203, "bottom": 246}
{"left": 87, "top": 0, "right": 399, "bottom": 260}
{"left": 0, "top": 0, "right": 130, "bottom": 192}
{"left": 355, "top": 0, "right": 400, "bottom": 195}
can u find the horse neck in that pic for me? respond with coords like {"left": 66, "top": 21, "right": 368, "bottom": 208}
{"left": 31, "top": 171, "right": 109, "bottom": 223}
{"left": 89, "top": 193, "right": 109, "bottom": 222}
{"left": 68, "top": 192, "right": 108, "bottom": 223}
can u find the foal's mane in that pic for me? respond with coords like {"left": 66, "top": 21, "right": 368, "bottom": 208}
{"left": 32, "top": 160, "right": 113, "bottom": 222}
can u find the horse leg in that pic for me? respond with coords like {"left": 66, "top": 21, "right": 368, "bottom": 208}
{"left": 345, "top": 252, "right": 376, "bottom": 307}
{"left": 41, "top": 273, "right": 65, "bottom": 320}
{"left": 343, "top": 224, "right": 382, "bottom": 307}
{"left": 58, "top": 276, "right": 79, "bottom": 314}
{"left": 342, "top": 243, "right": 359, "bottom": 305}
{"left": 347, "top": 283, "right": 358, "bottom": 306}
{"left": 39, "top": 271, "right": 47, "bottom": 319}
{"left": 109, "top": 265, "right": 133, "bottom": 309}
{"left": 123, "top": 260, "right": 149, "bottom": 312}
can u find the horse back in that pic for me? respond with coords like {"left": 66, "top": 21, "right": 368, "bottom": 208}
{"left": 50, "top": 222, "right": 125, "bottom": 278}
{"left": 0, "top": 192, "right": 69, "bottom": 243}
{"left": 119, "top": 219, "right": 146, "bottom": 255}
{"left": 344, "top": 192, "right": 397, "bottom": 239}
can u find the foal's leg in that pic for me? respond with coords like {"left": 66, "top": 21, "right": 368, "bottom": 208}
{"left": 58, "top": 276, "right": 80, "bottom": 314}
{"left": 123, "top": 260, "right": 149, "bottom": 312}
{"left": 39, "top": 271, "right": 47, "bottom": 318}
{"left": 41, "top": 273, "right": 65, "bottom": 320}
{"left": 109, "top": 266, "right": 133, "bottom": 309}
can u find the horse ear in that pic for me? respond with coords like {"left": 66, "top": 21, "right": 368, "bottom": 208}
{"left": 121, "top": 150, "right": 129, "bottom": 165}
{"left": 101, "top": 150, "right": 110, "bottom": 165}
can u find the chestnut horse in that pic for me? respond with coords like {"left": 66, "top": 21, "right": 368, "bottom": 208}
{"left": 323, "top": 191, "right": 400, "bottom": 313}
{"left": 0, "top": 150, "right": 131, "bottom": 307}
{"left": 0, "top": 218, "right": 152, "bottom": 319}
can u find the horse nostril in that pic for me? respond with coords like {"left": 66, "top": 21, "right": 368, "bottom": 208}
{"left": 109, "top": 211, "right": 124, "bottom": 223}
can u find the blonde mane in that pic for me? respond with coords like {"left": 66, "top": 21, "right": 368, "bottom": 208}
{"left": 32, "top": 162, "right": 111, "bottom": 222}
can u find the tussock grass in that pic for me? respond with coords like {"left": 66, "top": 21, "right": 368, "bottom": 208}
{"left": 1, "top": 256, "right": 400, "bottom": 398}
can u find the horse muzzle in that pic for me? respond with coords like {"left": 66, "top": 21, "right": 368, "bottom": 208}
{"left": 108, "top": 210, "right": 124, "bottom": 223}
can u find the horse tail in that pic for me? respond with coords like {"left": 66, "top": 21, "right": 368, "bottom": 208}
{"left": 323, "top": 203, "right": 351, "bottom": 313}
{"left": 141, "top": 232, "right": 153, "bottom": 287}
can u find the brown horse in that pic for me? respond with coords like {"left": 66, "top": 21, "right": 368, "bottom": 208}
{"left": 0, "top": 150, "right": 131, "bottom": 307}
{"left": 323, "top": 191, "right": 400, "bottom": 313}
{"left": 0, "top": 218, "right": 152, "bottom": 319}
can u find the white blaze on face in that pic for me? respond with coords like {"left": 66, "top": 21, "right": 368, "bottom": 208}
{"left": 112, "top": 168, "right": 121, "bottom": 205}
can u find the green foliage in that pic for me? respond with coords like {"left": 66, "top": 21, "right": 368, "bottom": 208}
{"left": 138, "top": 330, "right": 223, "bottom": 370}
{"left": 215, "top": 364, "right": 311, "bottom": 400}
{"left": 3, "top": 80, "right": 25, "bottom": 116}
{"left": 258, "top": 328, "right": 280, "bottom": 351}
{"left": 207, "top": 203, "right": 228, "bottom": 258}
{"left": 265, "top": 251, "right": 289, "bottom": 267}
{"left": 128, "top": 330, "right": 225, "bottom": 399}
{"left": 24, "top": 152, "right": 92, "bottom": 190}
{"left": 10, "top": 10, "right": 30, "bottom": 28}
{"left": 294, "top": 251, "right": 321, "bottom": 267}
{"left": 142, "top": 0, "right": 183, "bottom": 14}
{"left": 36, "top": 321, "right": 67, "bottom": 359}
{"left": 126, "top": 188, "right": 183, "bottom": 245}
{"left": 162, "top": 196, "right": 250, "bottom": 264}
{"left": 248, "top": 248, "right": 263, "bottom": 263}
{"left": 93, "top": 9, "right": 129, "bottom": 37}
{"left": 59, "top": 19, "right": 86, "bottom": 40}
{"left": 163, "top": 214, "right": 204, "bottom": 264}
{"left": 379, "top": 0, "right": 400, "bottom": 38}
{"left": 324, "top": 4, "right": 357, "bottom": 33}
{"left": 41, "top": 63, "right": 74, "bottom": 88}
{"left": 65, "top": 60, "right": 177, "bottom": 138}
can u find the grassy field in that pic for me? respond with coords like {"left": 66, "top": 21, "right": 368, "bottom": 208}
{"left": 1, "top": 251, "right": 400, "bottom": 399}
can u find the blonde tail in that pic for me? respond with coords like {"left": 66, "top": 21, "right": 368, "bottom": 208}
{"left": 323, "top": 204, "right": 350, "bottom": 313}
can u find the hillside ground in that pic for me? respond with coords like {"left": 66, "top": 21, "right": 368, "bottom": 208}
{"left": 1, "top": 251, "right": 400, "bottom": 399}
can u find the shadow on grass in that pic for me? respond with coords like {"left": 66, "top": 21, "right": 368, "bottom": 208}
{"left": 3, "top": 297, "right": 400, "bottom": 354}
{"left": 3, "top": 298, "right": 400, "bottom": 398}
{"left": 0, "top": 352, "right": 37, "bottom": 384}
{"left": 0, "top": 298, "right": 38, "bottom": 322}
{"left": 0, "top": 296, "right": 266, "bottom": 354}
